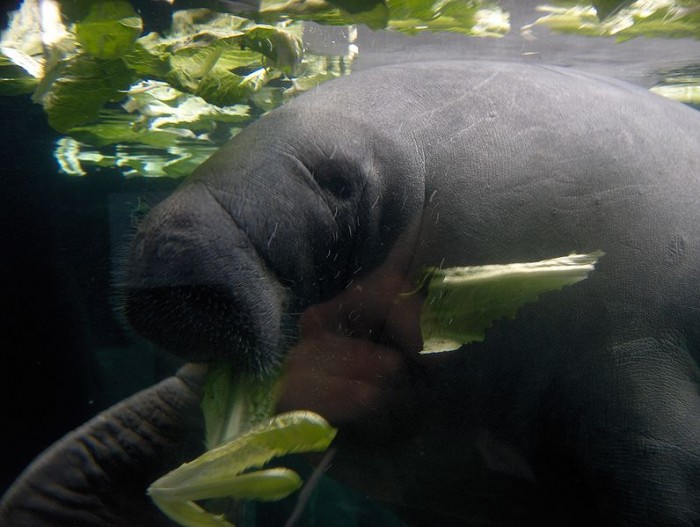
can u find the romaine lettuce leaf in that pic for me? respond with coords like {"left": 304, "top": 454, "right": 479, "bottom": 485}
{"left": 418, "top": 252, "right": 604, "bottom": 353}
{"left": 149, "top": 410, "right": 337, "bottom": 527}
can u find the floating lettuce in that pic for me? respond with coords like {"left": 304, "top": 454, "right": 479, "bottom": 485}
{"left": 651, "top": 82, "right": 700, "bottom": 104}
{"left": 0, "top": 0, "right": 508, "bottom": 178}
{"left": 257, "top": 0, "right": 510, "bottom": 36}
{"left": 0, "top": 1, "right": 348, "bottom": 177}
{"left": 527, "top": 1, "right": 700, "bottom": 41}
{"left": 2, "top": 1, "right": 697, "bottom": 178}
{"left": 650, "top": 65, "right": 700, "bottom": 105}
{"left": 524, "top": 2, "right": 700, "bottom": 107}
{"left": 418, "top": 252, "right": 604, "bottom": 353}
{"left": 74, "top": 0, "right": 142, "bottom": 60}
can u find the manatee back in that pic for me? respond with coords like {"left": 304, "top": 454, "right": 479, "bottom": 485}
{"left": 281, "top": 60, "right": 700, "bottom": 351}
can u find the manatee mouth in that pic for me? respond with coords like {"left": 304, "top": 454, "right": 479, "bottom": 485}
{"left": 123, "top": 285, "right": 283, "bottom": 374}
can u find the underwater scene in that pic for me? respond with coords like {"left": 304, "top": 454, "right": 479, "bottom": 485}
{"left": 1, "top": 0, "right": 700, "bottom": 525}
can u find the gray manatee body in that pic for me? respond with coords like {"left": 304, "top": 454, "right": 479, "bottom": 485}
{"left": 124, "top": 60, "right": 700, "bottom": 369}
{"left": 3, "top": 61, "right": 700, "bottom": 526}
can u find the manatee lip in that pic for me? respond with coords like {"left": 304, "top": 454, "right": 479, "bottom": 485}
{"left": 123, "top": 284, "right": 283, "bottom": 375}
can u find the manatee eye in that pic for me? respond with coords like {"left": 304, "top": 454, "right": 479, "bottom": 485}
{"left": 311, "top": 161, "right": 362, "bottom": 201}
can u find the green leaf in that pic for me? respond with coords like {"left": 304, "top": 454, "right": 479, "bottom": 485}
{"left": 386, "top": 0, "right": 440, "bottom": 23}
{"left": 418, "top": 252, "right": 604, "bottom": 353}
{"left": 240, "top": 25, "right": 303, "bottom": 72}
{"left": 42, "top": 54, "right": 134, "bottom": 133}
{"left": 123, "top": 34, "right": 171, "bottom": 78}
{"left": 197, "top": 67, "right": 265, "bottom": 107}
{"left": 260, "top": 0, "right": 390, "bottom": 30}
{"left": 123, "top": 80, "right": 251, "bottom": 130}
{"left": 150, "top": 411, "right": 336, "bottom": 495}
{"left": 149, "top": 361, "right": 335, "bottom": 526}
{"left": 0, "top": 76, "right": 39, "bottom": 95}
{"left": 148, "top": 498, "right": 235, "bottom": 527}
{"left": 66, "top": 116, "right": 184, "bottom": 147}
{"left": 651, "top": 83, "right": 700, "bottom": 104}
{"left": 0, "top": 56, "right": 39, "bottom": 95}
{"left": 259, "top": 0, "right": 509, "bottom": 34}
{"left": 149, "top": 411, "right": 337, "bottom": 527}
{"left": 2, "top": 0, "right": 516, "bottom": 177}
{"left": 167, "top": 45, "right": 224, "bottom": 94}
{"left": 202, "top": 364, "right": 281, "bottom": 449}
{"left": 74, "top": 1, "right": 142, "bottom": 60}
{"left": 650, "top": 65, "right": 700, "bottom": 105}
{"left": 169, "top": 8, "right": 249, "bottom": 37}
{"left": 60, "top": 0, "right": 104, "bottom": 23}
{"left": 153, "top": 467, "right": 303, "bottom": 502}
{"left": 530, "top": 1, "right": 700, "bottom": 40}
{"left": 386, "top": 0, "right": 510, "bottom": 36}
{"left": 163, "top": 21, "right": 301, "bottom": 103}
{"left": 53, "top": 80, "right": 253, "bottom": 176}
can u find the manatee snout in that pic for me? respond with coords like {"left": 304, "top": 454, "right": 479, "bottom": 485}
{"left": 122, "top": 183, "right": 289, "bottom": 374}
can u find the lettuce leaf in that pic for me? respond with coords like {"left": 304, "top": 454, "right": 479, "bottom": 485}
{"left": 74, "top": 0, "right": 142, "bottom": 60}
{"left": 149, "top": 410, "right": 337, "bottom": 527}
{"left": 418, "top": 252, "right": 604, "bottom": 353}
{"left": 0, "top": 0, "right": 510, "bottom": 177}
{"left": 528, "top": 1, "right": 700, "bottom": 41}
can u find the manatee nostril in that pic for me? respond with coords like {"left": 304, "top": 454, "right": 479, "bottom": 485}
{"left": 123, "top": 285, "right": 274, "bottom": 373}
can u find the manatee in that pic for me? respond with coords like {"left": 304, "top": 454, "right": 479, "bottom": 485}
{"left": 2, "top": 61, "right": 699, "bottom": 526}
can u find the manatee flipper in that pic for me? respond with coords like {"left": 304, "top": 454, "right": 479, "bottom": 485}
{"left": 0, "top": 364, "right": 205, "bottom": 527}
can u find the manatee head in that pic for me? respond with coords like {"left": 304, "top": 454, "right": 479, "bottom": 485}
{"left": 121, "top": 181, "right": 293, "bottom": 374}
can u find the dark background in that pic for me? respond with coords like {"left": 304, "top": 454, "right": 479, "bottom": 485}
{"left": 0, "top": 77, "right": 181, "bottom": 494}
{"left": 0, "top": 0, "right": 181, "bottom": 492}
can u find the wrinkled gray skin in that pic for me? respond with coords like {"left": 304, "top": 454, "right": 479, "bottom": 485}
{"left": 3, "top": 61, "right": 700, "bottom": 526}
